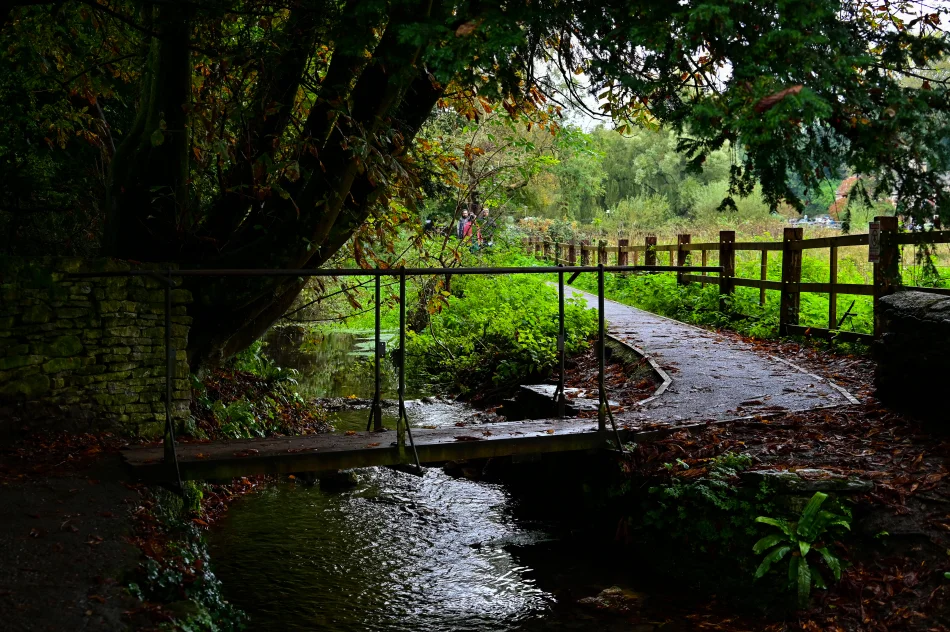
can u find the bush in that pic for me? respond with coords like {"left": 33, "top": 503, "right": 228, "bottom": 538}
{"left": 407, "top": 272, "right": 598, "bottom": 393}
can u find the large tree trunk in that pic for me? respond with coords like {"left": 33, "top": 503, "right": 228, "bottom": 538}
{"left": 103, "top": 2, "right": 446, "bottom": 368}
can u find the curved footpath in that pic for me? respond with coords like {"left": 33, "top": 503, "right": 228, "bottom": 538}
{"left": 564, "top": 286, "right": 857, "bottom": 427}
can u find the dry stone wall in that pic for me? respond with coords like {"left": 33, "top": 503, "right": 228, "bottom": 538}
{"left": 875, "top": 290, "right": 950, "bottom": 416}
{"left": 0, "top": 257, "right": 192, "bottom": 438}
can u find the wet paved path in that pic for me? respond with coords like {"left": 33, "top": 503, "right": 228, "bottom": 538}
{"left": 565, "top": 286, "right": 857, "bottom": 428}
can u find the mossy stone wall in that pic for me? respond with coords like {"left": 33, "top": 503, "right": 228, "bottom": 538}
{"left": 0, "top": 257, "right": 192, "bottom": 438}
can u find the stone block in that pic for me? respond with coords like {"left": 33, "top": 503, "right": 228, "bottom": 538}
{"left": 42, "top": 356, "right": 83, "bottom": 373}
{"left": 36, "top": 334, "right": 83, "bottom": 357}
{"left": 21, "top": 303, "right": 52, "bottom": 324}
{"left": 0, "top": 355, "right": 43, "bottom": 371}
{"left": 0, "top": 373, "right": 51, "bottom": 400}
{"left": 875, "top": 291, "right": 950, "bottom": 417}
{"left": 93, "top": 392, "right": 139, "bottom": 406}
{"left": 5, "top": 343, "right": 30, "bottom": 356}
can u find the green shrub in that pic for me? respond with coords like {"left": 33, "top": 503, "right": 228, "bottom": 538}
{"left": 407, "top": 272, "right": 597, "bottom": 392}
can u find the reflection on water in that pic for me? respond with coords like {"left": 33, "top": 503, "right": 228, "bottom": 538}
{"left": 211, "top": 325, "right": 685, "bottom": 631}
{"left": 209, "top": 469, "right": 552, "bottom": 632}
{"left": 262, "top": 326, "right": 415, "bottom": 400}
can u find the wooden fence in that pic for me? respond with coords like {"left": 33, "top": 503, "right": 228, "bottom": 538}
{"left": 525, "top": 216, "right": 950, "bottom": 344}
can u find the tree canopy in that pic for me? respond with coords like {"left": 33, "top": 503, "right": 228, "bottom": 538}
{"left": 1, "top": 0, "right": 948, "bottom": 364}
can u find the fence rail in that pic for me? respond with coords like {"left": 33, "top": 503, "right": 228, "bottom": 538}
{"left": 525, "top": 216, "right": 950, "bottom": 344}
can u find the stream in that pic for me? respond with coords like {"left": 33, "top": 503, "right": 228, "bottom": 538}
{"left": 207, "top": 327, "right": 692, "bottom": 631}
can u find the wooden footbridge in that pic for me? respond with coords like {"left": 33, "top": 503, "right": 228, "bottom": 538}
{"left": 73, "top": 263, "right": 858, "bottom": 485}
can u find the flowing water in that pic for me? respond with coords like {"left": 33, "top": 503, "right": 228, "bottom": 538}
{"left": 208, "top": 327, "right": 689, "bottom": 631}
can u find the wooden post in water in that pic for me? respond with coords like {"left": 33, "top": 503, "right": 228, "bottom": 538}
{"left": 719, "top": 231, "right": 736, "bottom": 312}
{"left": 873, "top": 216, "right": 900, "bottom": 338}
{"left": 779, "top": 227, "right": 803, "bottom": 335}
{"left": 759, "top": 249, "right": 768, "bottom": 306}
{"left": 829, "top": 245, "right": 838, "bottom": 328}
{"left": 618, "top": 238, "right": 629, "bottom": 266}
{"left": 645, "top": 235, "right": 657, "bottom": 267}
{"left": 676, "top": 234, "right": 691, "bottom": 285}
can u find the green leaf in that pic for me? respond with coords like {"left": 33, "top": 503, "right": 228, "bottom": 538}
{"left": 799, "top": 540, "right": 811, "bottom": 558}
{"left": 149, "top": 128, "right": 164, "bottom": 147}
{"left": 753, "top": 533, "right": 786, "bottom": 555}
{"left": 816, "top": 546, "right": 842, "bottom": 581}
{"left": 796, "top": 492, "right": 829, "bottom": 540}
{"left": 754, "top": 545, "right": 791, "bottom": 579}
{"left": 756, "top": 516, "right": 794, "bottom": 537}
{"left": 797, "top": 557, "right": 812, "bottom": 607}
{"left": 812, "top": 568, "right": 827, "bottom": 590}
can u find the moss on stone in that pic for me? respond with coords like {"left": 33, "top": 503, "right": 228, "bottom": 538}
{"left": 39, "top": 335, "right": 84, "bottom": 357}
{"left": 0, "top": 373, "right": 51, "bottom": 399}
{"left": 42, "top": 356, "right": 83, "bottom": 373}
{"left": 0, "top": 355, "right": 43, "bottom": 371}
{"left": 21, "top": 304, "right": 51, "bottom": 324}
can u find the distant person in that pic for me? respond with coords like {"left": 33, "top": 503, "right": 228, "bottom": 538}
{"left": 456, "top": 210, "right": 471, "bottom": 239}
{"left": 477, "top": 209, "right": 496, "bottom": 245}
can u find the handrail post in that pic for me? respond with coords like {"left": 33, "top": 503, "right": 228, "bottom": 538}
{"left": 618, "top": 238, "right": 629, "bottom": 267}
{"left": 779, "top": 227, "right": 803, "bottom": 335}
{"left": 597, "top": 264, "right": 606, "bottom": 432}
{"left": 759, "top": 249, "right": 768, "bottom": 306}
{"left": 676, "top": 234, "right": 690, "bottom": 284}
{"left": 581, "top": 239, "right": 591, "bottom": 266}
{"left": 719, "top": 231, "right": 736, "bottom": 312}
{"left": 397, "top": 269, "right": 407, "bottom": 451}
{"left": 645, "top": 235, "right": 657, "bottom": 267}
{"left": 568, "top": 241, "right": 577, "bottom": 266}
{"left": 873, "top": 216, "right": 900, "bottom": 338}
{"left": 557, "top": 266, "right": 566, "bottom": 419}
{"left": 700, "top": 249, "right": 708, "bottom": 286}
{"left": 368, "top": 272, "right": 383, "bottom": 431}
{"left": 163, "top": 271, "right": 182, "bottom": 494}
{"left": 598, "top": 239, "right": 607, "bottom": 265}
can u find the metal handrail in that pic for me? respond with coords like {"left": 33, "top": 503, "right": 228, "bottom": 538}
{"left": 71, "top": 263, "right": 724, "bottom": 484}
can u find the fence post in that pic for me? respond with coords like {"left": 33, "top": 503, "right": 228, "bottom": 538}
{"left": 700, "top": 250, "right": 708, "bottom": 286}
{"left": 779, "top": 227, "right": 803, "bottom": 335}
{"left": 645, "top": 235, "right": 657, "bottom": 266}
{"left": 568, "top": 241, "right": 577, "bottom": 266}
{"left": 554, "top": 241, "right": 560, "bottom": 264}
{"left": 719, "top": 230, "right": 736, "bottom": 312}
{"left": 873, "top": 216, "right": 900, "bottom": 338}
{"left": 618, "top": 238, "right": 628, "bottom": 266}
{"left": 676, "top": 234, "right": 691, "bottom": 284}
{"left": 598, "top": 239, "right": 607, "bottom": 265}
{"left": 828, "top": 245, "right": 838, "bottom": 328}
{"left": 759, "top": 249, "right": 768, "bottom": 306}
{"left": 543, "top": 240, "right": 551, "bottom": 261}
